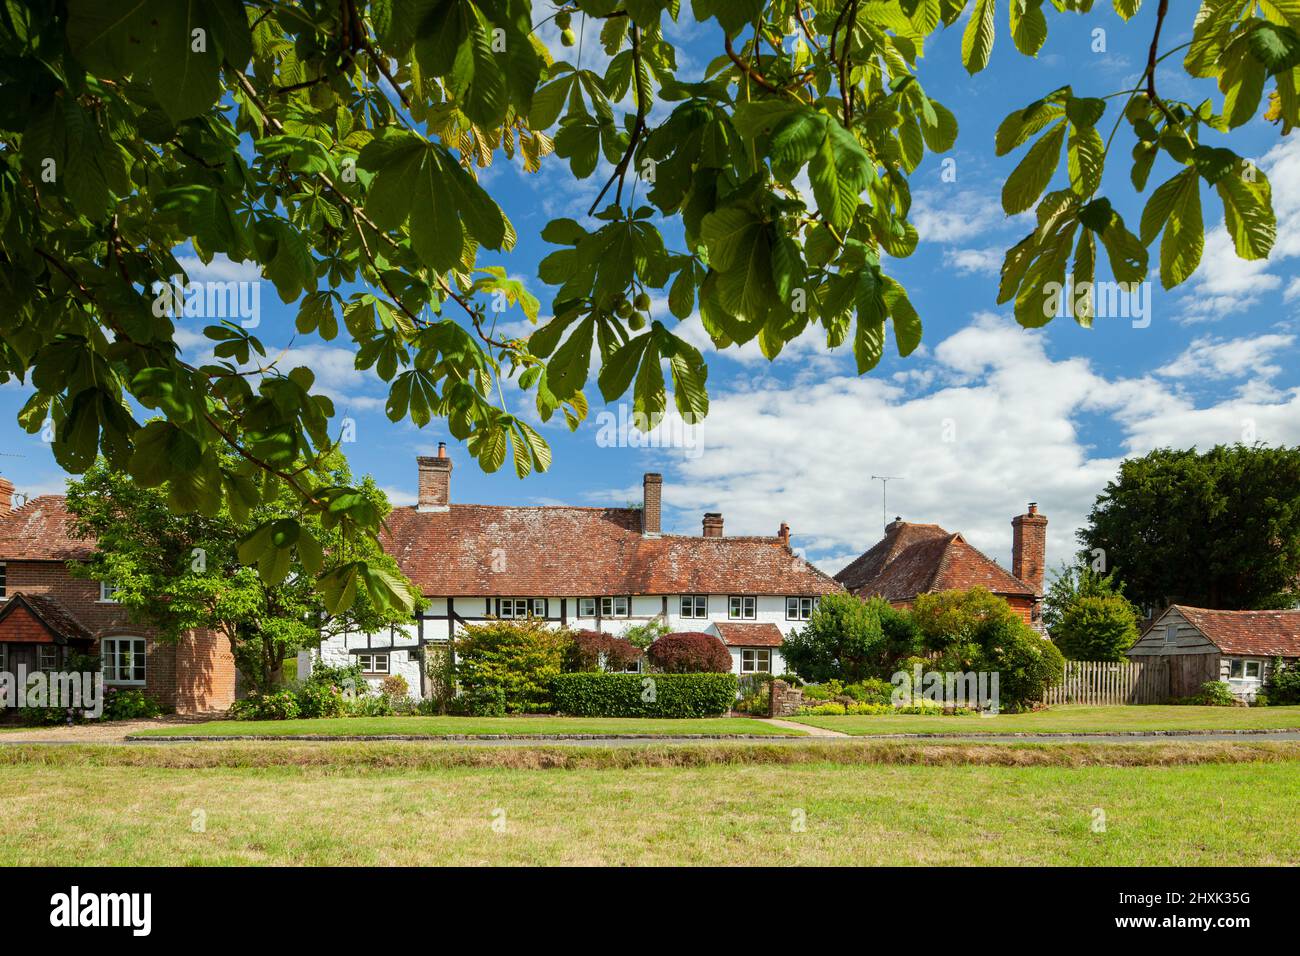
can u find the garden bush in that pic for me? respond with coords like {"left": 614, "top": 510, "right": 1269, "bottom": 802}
{"left": 229, "top": 689, "right": 301, "bottom": 720}
{"left": 1179, "top": 680, "right": 1237, "bottom": 707}
{"left": 564, "top": 629, "right": 644, "bottom": 673}
{"left": 1051, "top": 594, "right": 1140, "bottom": 661}
{"left": 455, "top": 619, "right": 571, "bottom": 714}
{"left": 1263, "top": 657, "right": 1300, "bottom": 705}
{"left": 780, "top": 593, "right": 919, "bottom": 683}
{"left": 101, "top": 687, "right": 164, "bottom": 721}
{"left": 645, "top": 632, "right": 732, "bottom": 673}
{"left": 552, "top": 672, "right": 738, "bottom": 718}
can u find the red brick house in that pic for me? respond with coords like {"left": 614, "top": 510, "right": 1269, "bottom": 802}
{"left": 308, "top": 447, "right": 842, "bottom": 691}
{"left": 834, "top": 504, "right": 1049, "bottom": 626}
{"left": 0, "top": 477, "right": 236, "bottom": 713}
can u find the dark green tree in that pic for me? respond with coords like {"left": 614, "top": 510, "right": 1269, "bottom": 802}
{"left": 1052, "top": 594, "right": 1140, "bottom": 660}
{"left": 1042, "top": 559, "right": 1129, "bottom": 632}
{"left": 1, "top": 1, "right": 1291, "bottom": 611}
{"left": 65, "top": 454, "right": 424, "bottom": 693}
{"left": 1078, "top": 445, "right": 1300, "bottom": 610}
{"left": 780, "top": 593, "right": 917, "bottom": 682}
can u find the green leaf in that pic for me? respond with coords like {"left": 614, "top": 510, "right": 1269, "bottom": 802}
{"left": 1217, "top": 165, "right": 1276, "bottom": 260}
{"left": 1010, "top": 0, "right": 1048, "bottom": 57}
{"left": 962, "top": 0, "right": 997, "bottom": 74}
{"left": 1149, "top": 169, "right": 1204, "bottom": 289}
{"left": 1067, "top": 124, "right": 1104, "bottom": 195}
{"left": 1002, "top": 121, "right": 1065, "bottom": 214}
{"left": 151, "top": 0, "right": 224, "bottom": 123}
{"left": 808, "top": 118, "right": 874, "bottom": 229}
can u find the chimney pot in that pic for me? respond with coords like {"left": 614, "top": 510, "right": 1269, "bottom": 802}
{"left": 702, "top": 512, "right": 724, "bottom": 537}
{"left": 1011, "top": 503, "right": 1048, "bottom": 597}
{"left": 642, "top": 473, "right": 662, "bottom": 536}
{"left": 778, "top": 522, "right": 790, "bottom": 547}
{"left": 417, "top": 450, "right": 453, "bottom": 512}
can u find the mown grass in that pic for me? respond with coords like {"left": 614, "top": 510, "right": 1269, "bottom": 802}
{"left": 789, "top": 704, "right": 1300, "bottom": 735}
{"left": 129, "top": 715, "right": 799, "bottom": 737}
{"left": 0, "top": 742, "right": 1295, "bottom": 865}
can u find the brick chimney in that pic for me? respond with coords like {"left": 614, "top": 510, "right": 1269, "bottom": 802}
{"left": 417, "top": 444, "right": 452, "bottom": 512}
{"left": 778, "top": 522, "right": 790, "bottom": 547}
{"left": 702, "top": 512, "right": 723, "bottom": 537}
{"left": 642, "top": 473, "right": 662, "bottom": 535}
{"left": 0, "top": 476, "right": 12, "bottom": 516}
{"left": 1011, "top": 502, "right": 1048, "bottom": 596}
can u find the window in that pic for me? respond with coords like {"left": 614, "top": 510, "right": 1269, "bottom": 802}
{"left": 600, "top": 596, "right": 629, "bottom": 617}
{"left": 728, "top": 595, "right": 756, "bottom": 620}
{"left": 786, "top": 596, "right": 815, "bottom": 621}
{"left": 0, "top": 644, "right": 7, "bottom": 671}
{"left": 741, "top": 649, "right": 771, "bottom": 673}
{"left": 679, "top": 595, "right": 708, "bottom": 619}
{"left": 0, "top": 561, "right": 6, "bottom": 599}
{"left": 101, "top": 638, "right": 146, "bottom": 684}
{"left": 1163, "top": 625, "right": 1177, "bottom": 645}
{"left": 497, "top": 598, "right": 547, "bottom": 619}
{"left": 38, "top": 646, "right": 58, "bottom": 671}
{"left": 357, "top": 653, "right": 390, "bottom": 675}
{"left": 1228, "top": 659, "right": 1262, "bottom": 681}
{"left": 577, "top": 597, "right": 596, "bottom": 618}
{"left": 99, "top": 581, "right": 121, "bottom": 603}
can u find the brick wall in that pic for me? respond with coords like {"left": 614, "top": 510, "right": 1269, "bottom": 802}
{"left": 3, "top": 560, "right": 234, "bottom": 713}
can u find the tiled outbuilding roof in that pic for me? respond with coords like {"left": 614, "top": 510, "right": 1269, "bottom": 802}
{"left": 1175, "top": 606, "right": 1300, "bottom": 657}
{"left": 0, "top": 592, "right": 94, "bottom": 644}
{"left": 0, "top": 496, "right": 92, "bottom": 561}
{"left": 835, "top": 520, "right": 1033, "bottom": 601}
{"left": 711, "top": 622, "right": 784, "bottom": 647}
{"left": 382, "top": 505, "right": 841, "bottom": 597}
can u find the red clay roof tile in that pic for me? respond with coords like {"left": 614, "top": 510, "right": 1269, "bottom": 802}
{"left": 1174, "top": 606, "right": 1300, "bottom": 657}
{"left": 0, "top": 496, "right": 93, "bottom": 561}
{"left": 711, "top": 622, "right": 784, "bottom": 647}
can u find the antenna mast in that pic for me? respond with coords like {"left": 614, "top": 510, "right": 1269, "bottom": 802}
{"left": 870, "top": 475, "right": 905, "bottom": 536}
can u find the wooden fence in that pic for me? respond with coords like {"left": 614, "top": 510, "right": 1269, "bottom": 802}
{"left": 1042, "top": 659, "right": 1167, "bottom": 706}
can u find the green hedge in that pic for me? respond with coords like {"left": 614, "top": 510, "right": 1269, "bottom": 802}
{"left": 552, "top": 672, "right": 739, "bottom": 718}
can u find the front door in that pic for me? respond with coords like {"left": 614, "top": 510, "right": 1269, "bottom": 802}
{"left": 5, "top": 644, "right": 36, "bottom": 674}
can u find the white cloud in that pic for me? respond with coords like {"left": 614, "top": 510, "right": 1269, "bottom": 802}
{"left": 1157, "top": 333, "right": 1296, "bottom": 381}
{"left": 173, "top": 253, "right": 262, "bottom": 284}
{"left": 604, "top": 313, "right": 1300, "bottom": 575}
{"left": 911, "top": 188, "right": 1022, "bottom": 244}
{"left": 944, "top": 246, "right": 1003, "bottom": 276}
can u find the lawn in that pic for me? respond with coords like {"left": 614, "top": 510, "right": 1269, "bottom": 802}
{"left": 129, "top": 715, "right": 801, "bottom": 737}
{"left": 0, "top": 743, "right": 1295, "bottom": 865}
{"left": 788, "top": 704, "right": 1300, "bottom": 735}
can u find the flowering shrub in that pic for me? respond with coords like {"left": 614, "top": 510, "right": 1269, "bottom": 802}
{"left": 102, "top": 687, "right": 164, "bottom": 721}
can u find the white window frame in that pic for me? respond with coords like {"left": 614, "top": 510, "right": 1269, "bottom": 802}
{"left": 786, "top": 596, "right": 815, "bottom": 621}
{"left": 1227, "top": 659, "right": 1262, "bottom": 682}
{"left": 728, "top": 595, "right": 756, "bottom": 620}
{"left": 99, "top": 581, "right": 121, "bottom": 603}
{"left": 357, "top": 653, "right": 390, "bottom": 675}
{"left": 497, "top": 598, "right": 546, "bottom": 619}
{"left": 600, "top": 596, "right": 629, "bottom": 617}
{"left": 1163, "top": 625, "right": 1177, "bottom": 645}
{"left": 679, "top": 594, "right": 708, "bottom": 619}
{"left": 740, "top": 649, "right": 771, "bottom": 673}
{"left": 577, "top": 597, "right": 596, "bottom": 618}
{"left": 101, "top": 637, "right": 146, "bottom": 685}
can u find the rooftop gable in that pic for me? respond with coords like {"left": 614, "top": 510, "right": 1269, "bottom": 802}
{"left": 1172, "top": 605, "right": 1300, "bottom": 658}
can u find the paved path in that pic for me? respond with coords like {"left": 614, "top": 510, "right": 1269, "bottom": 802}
{"left": 760, "top": 718, "right": 850, "bottom": 737}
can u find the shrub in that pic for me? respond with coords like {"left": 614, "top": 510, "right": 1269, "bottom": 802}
{"left": 380, "top": 673, "right": 410, "bottom": 701}
{"left": 101, "top": 687, "right": 164, "bottom": 721}
{"left": 564, "top": 629, "right": 644, "bottom": 673}
{"left": 552, "top": 672, "right": 738, "bottom": 718}
{"left": 1264, "top": 657, "right": 1300, "bottom": 705}
{"left": 646, "top": 632, "right": 731, "bottom": 673}
{"left": 455, "top": 619, "right": 571, "bottom": 714}
{"left": 296, "top": 681, "right": 347, "bottom": 718}
{"left": 843, "top": 677, "right": 894, "bottom": 705}
{"left": 983, "top": 617, "right": 1065, "bottom": 711}
{"left": 1052, "top": 594, "right": 1140, "bottom": 661}
{"left": 1190, "top": 680, "right": 1236, "bottom": 707}
{"left": 305, "top": 659, "right": 366, "bottom": 694}
{"left": 780, "top": 593, "right": 919, "bottom": 684}
{"left": 229, "top": 689, "right": 301, "bottom": 720}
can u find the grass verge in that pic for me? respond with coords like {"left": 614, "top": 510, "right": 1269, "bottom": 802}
{"left": 128, "top": 716, "right": 798, "bottom": 738}
{"left": 0, "top": 743, "right": 1295, "bottom": 865}
{"left": 787, "top": 704, "right": 1300, "bottom": 735}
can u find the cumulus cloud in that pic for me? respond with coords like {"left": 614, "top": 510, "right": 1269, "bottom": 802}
{"left": 1157, "top": 334, "right": 1296, "bottom": 381}
{"left": 600, "top": 313, "right": 1300, "bottom": 576}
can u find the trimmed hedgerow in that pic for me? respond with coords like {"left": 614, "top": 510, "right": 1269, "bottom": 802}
{"left": 552, "top": 672, "right": 738, "bottom": 718}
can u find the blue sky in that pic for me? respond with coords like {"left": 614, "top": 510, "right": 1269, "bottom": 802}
{"left": 3, "top": 3, "right": 1298, "bottom": 580}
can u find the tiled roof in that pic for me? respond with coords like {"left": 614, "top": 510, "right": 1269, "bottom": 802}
{"left": 1175, "top": 606, "right": 1300, "bottom": 657}
{"left": 711, "top": 622, "right": 784, "bottom": 647}
{"left": 382, "top": 505, "right": 841, "bottom": 597}
{"left": 835, "top": 520, "right": 1033, "bottom": 601}
{"left": 0, "top": 496, "right": 93, "bottom": 561}
{"left": 0, "top": 592, "right": 94, "bottom": 643}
